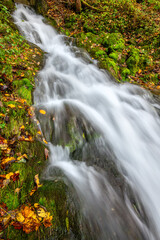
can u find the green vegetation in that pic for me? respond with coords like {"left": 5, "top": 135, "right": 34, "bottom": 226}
{"left": 0, "top": 2, "right": 72, "bottom": 239}
{"left": 47, "top": 0, "right": 160, "bottom": 89}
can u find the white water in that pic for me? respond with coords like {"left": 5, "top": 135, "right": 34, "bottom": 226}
{"left": 13, "top": 4, "right": 160, "bottom": 239}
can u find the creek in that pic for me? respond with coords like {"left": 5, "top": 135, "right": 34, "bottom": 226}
{"left": 13, "top": 4, "right": 160, "bottom": 240}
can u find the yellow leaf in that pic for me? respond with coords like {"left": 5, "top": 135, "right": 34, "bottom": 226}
{"left": 29, "top": 187, "right": 37, "bottom": 196}
{"left": 20, "top": 125, "right": 25, "bottom": 130}
{"left": 34, "top": 174, "right": 42, "bottom": 188}
{"left": 8, "top": 104, "right": 16, "bottom": 108}
{"left": 16, "top": 212, "right": 25, "bottom": 223}
{"left": 37, "top": 208, "right": 47, "bottom": 218}
{"left": 39, "top": 109, "right": 46, "bottom": 115}
{"left": 1, "top": 157, "right": 15, "bottom": 165}
{"left": 34, "top": 203, "right": 39, "bottom": 209}
{"left": 6, "top": 172, "right": 14, "bottom": 179}
{"left": 37, "top": 131, "right": 41, "bottom": 135}
{"left": 43, "top": 212, "right": 53, "bottom": 228}
{"left": 43, "top": 139, "right": 48, "bottom": 144}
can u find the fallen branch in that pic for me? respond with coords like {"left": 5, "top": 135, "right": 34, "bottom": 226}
{"left": 81, "top": 0, "right": 105, "bottom": 12}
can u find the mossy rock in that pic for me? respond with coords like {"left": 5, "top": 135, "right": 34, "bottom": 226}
{"left": 105, "top": 57, "right": 119, "bottom": 76}
{"left": 86, "top": 32, "right": 103, "bottom": 44}
{"left": 126, "top": 47, "right": 140, "bottom": 74}
{"left": 95, "top": 49, "right": 106, "bottom": 57}
{"left": 121, "top": 68, "right": 130, "bottom": 80}
{"left": 18, "top": 86, "right": 32, "bottom": 105}
{"left": 109, "top": 52, "right": 120, "bottom": 61}
{"left": 102, "top": 33, "right": 125, "bottom": 53}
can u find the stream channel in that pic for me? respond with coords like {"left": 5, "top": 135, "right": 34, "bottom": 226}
{"left": 13, "top": 4, "right": 160, "bottom": 240}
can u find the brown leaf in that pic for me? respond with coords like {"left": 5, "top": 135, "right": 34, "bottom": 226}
{"left": 10, "top": 171, "right": 20, "bottom": 182}
{"left": 12, "top": 221, "right": 22, "bottom": 230}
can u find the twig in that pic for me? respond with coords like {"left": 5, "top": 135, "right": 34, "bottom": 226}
{"left": 81, "top": 0, "right": 105, "bottom": 12}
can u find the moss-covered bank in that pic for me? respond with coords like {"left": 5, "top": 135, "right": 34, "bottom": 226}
{"left": 44, "top": 0, "right": 160, "bottom": 90}
{"left": 0, "top": 1, "right": 75, "bottom": 239}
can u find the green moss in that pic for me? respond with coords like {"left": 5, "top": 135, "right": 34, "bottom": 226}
{"left": 121, "top": 68, "right": 130, "bottom": 80}
{"left": 95, "top": 50, "right": 106, "bottom": 57}
{"left": 102, "top": 33, "right": 125, "bottom": 52}
{"left": 109, "top": 52, "right": 119, "bottom": 61}
{"left": 126, "top": 47, "right": 140, "bottom": 74}
{"left": 2, "top": 0, "right": 14, "bottom": 10}
{"left": 3, "top": 191, "right": 19, "bottom": 210}
{"left": 18, "top": 86, "right": 32, "bottom": 105}
{"left": 105, "top": 57, "right": 119, "bottom": 76}
{"left": 13, "top": 78, "right": 33, "bottom": 91}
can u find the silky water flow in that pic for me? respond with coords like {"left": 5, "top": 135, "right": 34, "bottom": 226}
{"left": 13, "top": 4, "right": 160, "bottom": 240}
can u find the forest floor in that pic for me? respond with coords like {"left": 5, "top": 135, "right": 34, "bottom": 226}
{"left": 45, "top": 0, "right": 160, "bottom": 92}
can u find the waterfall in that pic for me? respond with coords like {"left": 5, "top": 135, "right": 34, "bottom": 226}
{"left": 13, "top": 4, "right": 160, "bottom": 239}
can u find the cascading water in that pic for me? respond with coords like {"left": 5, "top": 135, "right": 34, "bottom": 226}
{"left": 13, "top": 4, "right": 160, "bottom": 240}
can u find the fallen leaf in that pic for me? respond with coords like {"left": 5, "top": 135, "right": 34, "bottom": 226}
{"left": 39, "top": 109, "right": 46, "bottom": 115}
{"left": 43, "top": 212, "right": 52, "bottom": 228}
{"left": 16, "top": 212, "right": 25, "bottom": 223}
{"left": 8, "top": 104, "right": 16, "bottom": 108}
{"left": 34, "top": 174, "right": 42, "bottom": 189}
{"left": 5, "top": 172, "right": 14, "bottom": 180}
{"left": 12, "top": 221, "right": 22, "bottom": 230}
{"left": 15, "top": 188, "right": 21, "bottom": 194}
{"left": 43, "top": 139, "right": 48, "bottom": 144}
{"left": 37, "top": 207, "right": 47, "bottom": 218}
{"left": 1, "top": 157, "right": 16, "bottom": 169}
{"left": 29, "top": 187, "right": 37, "bottom": 196}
